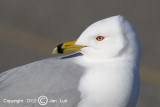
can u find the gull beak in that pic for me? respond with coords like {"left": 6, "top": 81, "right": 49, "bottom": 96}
{"left": 52, "top": 40, "right": 86, "bottom": 54}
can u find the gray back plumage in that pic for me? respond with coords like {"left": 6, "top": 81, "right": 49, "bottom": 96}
{"left": 0, "top": 54, "right": 84, "bottom": 107}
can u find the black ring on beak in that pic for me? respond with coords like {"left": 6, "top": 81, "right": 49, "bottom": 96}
{"left": 57, "top": 43, "right": 64, "bottom": 54}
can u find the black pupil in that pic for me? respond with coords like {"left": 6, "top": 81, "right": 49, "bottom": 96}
{"left": 99, "top": 37, "right": 102, "bottom": 40}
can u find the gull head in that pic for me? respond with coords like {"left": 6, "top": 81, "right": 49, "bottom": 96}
{"left": 53, "top": 15, "right": 141, "bottom": 61}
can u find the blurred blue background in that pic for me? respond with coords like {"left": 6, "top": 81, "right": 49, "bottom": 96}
{"left": 0, "top": 0, "right": 160, "bottom": 106}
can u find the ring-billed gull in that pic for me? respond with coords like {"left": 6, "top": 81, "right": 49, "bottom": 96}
{"left": 0, "top": 15, "right": 141, "bottom": 107}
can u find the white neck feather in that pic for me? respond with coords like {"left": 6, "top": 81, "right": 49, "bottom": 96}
{"left": 76, "top": 57, "right": 140, "bottom": 107}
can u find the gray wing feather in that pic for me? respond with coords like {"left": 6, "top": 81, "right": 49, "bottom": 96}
{"left": 0, "top": 55, "right": 84, "bottom": 107}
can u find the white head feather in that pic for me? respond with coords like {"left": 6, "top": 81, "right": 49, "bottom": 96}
{"left": 76, "top": 15, "right": 141, "bottom": 61}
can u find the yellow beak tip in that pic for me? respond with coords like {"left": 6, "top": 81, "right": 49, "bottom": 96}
{"left": 52, "top": 47, "right": 58, "bottom": 55}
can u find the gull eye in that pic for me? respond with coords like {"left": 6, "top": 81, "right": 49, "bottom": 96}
{"left": 96, "top": 36, "right": 104, "bottom": 41}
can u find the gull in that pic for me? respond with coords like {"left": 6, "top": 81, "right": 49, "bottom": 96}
{"left": 0, "top": 15, "right": 141, "bottom": 107}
